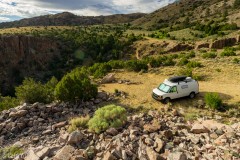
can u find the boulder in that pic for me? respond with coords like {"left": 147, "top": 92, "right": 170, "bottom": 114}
{"left": 67, "top": 131, "right": 83, "bottom": 145}
{"left": 36, "top": 147, "right": 50, "bottom": 159}
{"left": 167, "top": 152, "right": 187, "bottom": 160}
{"left": 52, "top": 121, "right": 67, "bottom": 130}
{"left": 191, "top": 123, "right": 210, "bottom": 134}
{"left": 53, "top": 145, "right": 75, "bottom": 160}
{"left": 103, "top": 151, "right": 117, "bottom": 160}
{"left": 146, "top": 146, "right": 162, "bottom": 160}
{"left": 25, "top": 149, "right": 40, "bottom": 160}
{"left": 154, "top": 138, "right": 164, "bottom": 153}
{"left": 97, "top": 92, "right": 108, "bottom": 100}
{"left": 100, "top": 74, "right": 115, "bottom": 84}
{"left": 59, "top": 133, "right": 69, "bottom": 144}
{"left": 106, "top": 128, "right": 119, "bottom": 136}
{"left": 9, "top": 110, "right": 28, "bottom": 118}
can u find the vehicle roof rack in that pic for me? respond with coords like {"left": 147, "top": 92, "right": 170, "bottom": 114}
{"left": 168, "top": 76, "right": 187, "bottom": 83}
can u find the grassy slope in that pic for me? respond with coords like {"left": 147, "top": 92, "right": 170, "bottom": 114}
{"left": 100, "top": 50, "right": 240, "bottom": 122}
{"left": 132, "top": 0, "right": 240, "bottom": 30}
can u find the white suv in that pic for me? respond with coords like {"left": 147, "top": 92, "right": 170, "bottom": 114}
{"left": 152, "top": 76, "right": 199, "bottom": 103}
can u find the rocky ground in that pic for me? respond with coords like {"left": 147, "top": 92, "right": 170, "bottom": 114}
{"left": 0, "top": 92, "right": 239, "bottom": 160}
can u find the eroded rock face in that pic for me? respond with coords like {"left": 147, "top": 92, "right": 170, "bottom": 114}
{"left": 166, "top": 43, "right": 194, "bottom": 53}
{"left": 210, "top": 37, "right": 237, "bottom": 49}
{"left": 0, "top": 35, "right": 61, "bottom": 96}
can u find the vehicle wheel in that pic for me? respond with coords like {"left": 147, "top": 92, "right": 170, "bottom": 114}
{"left": 163, "top": 97, "right": 170, "bottom": 104}
{"left": 189, "top": 92, "right": 195, "bottom": 99}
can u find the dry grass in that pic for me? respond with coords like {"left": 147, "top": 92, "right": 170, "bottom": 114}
{"left": 0, "top": 26, "right": 76, "bottom": 35}
{"left": 100, "top": 53, "right": 240, "bottom": 121}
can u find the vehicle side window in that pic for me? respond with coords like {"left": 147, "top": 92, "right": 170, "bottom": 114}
{"left": 170, "top": 86, "right": 177, "bottom": 93}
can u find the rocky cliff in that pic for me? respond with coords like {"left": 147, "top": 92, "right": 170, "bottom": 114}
{"left": 0, "top": 35, "right": 62, "bottom": 96}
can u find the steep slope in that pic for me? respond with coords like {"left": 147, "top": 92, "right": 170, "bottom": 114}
{"left": 0, "top": 12, "right": 146, "bottom": 28}
{"left": 132, "top": 0, "right": 240, "bottom": 30}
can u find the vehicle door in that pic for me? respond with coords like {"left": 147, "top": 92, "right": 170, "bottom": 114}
{"left": 169, "top": 86, "right": 180, "bottom": 99}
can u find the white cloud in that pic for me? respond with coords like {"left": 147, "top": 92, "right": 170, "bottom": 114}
{"left": 0, "top": 16, "right": 10, "bottom": 22}
{"left": 0, "top": 0, "right": 176, "bottom": 22}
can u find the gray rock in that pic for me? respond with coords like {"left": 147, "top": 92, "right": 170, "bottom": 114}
{"left": 100, "top": 74, "right": 115, "bottom": 84}
{"left": 25, "top": 149, "right": 40, "bottom": 160}
{"left": 103, "top": 151, "right": 117, "bottom": 160}
{"left": 36, "top": 147, "right": 50, "bottom": 159}
{"left": 154, "top": 138, "right": 164, "bottom": 153}
{"left": 67, "top": 131, "right": 83, "bottom": 145}
{"left": 53, "top": 145, "right": 75, "bottom": 160}
{"left": 106, "top": 128, "right": 119, "bottom": 136}
{"left": 191, "top": 123, "right": 210, "bottom": 134}
{"left": 9, "top": 110, "right": 28, "bottom": 118}
{"left": 167, "top": 152, "right": 187, "bottom": 160}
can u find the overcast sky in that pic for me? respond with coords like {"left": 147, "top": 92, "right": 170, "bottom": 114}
{"left": 0, "top": 0, "right": 176, "bottom": 22}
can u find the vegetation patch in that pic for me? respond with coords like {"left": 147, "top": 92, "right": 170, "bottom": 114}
{"left": 204, "top": 93, "right": 223, "bottom": 110}
{"left": 202, "top": 52, "right": 217, "bottom": 59}
{"left": 68, "top": 115, "right": 90, "bottom": 133}
{"left": 88, "top": 104, "right": 127, "bottom": 133}
{"left": 0, "top": 96, "right": 19, "bottom": 112}
{"left": 55, "top": 67, "right": 98, "bottom": 102}
{"left": 0, "top": 146, "right": 23, "bottom": 160}
{"left": 220, "top": 48, "right": 237, "bottom": 57}
{"left": 186, "top": 61, "right": 203, "bottom": 68}
{"left": 16, "top": 77, "right": 58, "bottom": 104}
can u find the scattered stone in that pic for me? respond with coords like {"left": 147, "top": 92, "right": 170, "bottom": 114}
{"left": 100, "top": 74, "right": 115, "bottom": 84}
{"left": 106, "top": 128, "right": 119, "bottom": 136}
{"left": 191, "top": 123, "right": 210, "bottom": 134}
{"left": 154, "top": 138, "right": 164, "bottom": 153}
{"left": 67, "top": 131, "right": 83, "bottom": 145}
{"left": 167, "top": 152, "right": 187, "bottom": 160}
{"left": 53, "top": 145, "right": 75, "bottom": 160}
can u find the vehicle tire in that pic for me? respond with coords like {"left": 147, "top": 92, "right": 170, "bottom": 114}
{"left": 163, "top": 97, "right": 170, "bottom": 104}
{"left": 189, "top": 92, "right": 195, "bottom": 99}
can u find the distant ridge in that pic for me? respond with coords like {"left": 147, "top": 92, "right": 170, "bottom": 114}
{"left": 0, "top": 12, "right": 146, "bottom": 28}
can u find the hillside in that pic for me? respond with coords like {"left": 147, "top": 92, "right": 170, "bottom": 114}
{"left": 132, "top": 0, "right": 240, "bottom": 30}
{"left": 0, "top": 0, "right": 240, "bottom": 159}
{"left": 0, "top": 12, "right": 146, "bottom": 28}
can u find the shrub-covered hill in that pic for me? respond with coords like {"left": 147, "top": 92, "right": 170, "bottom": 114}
{"left": 132, "top": 0, "right": 240, "bottom": 30}
{"left": 0, "top": 12, "right": 146, "bottom": 29}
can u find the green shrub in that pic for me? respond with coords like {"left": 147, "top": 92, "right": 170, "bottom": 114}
{"left": 55, "top": 68, "right": 98, "bottom": 102}
{"left": 108, "top": 60, "right": 125, "bottom": 69}
{"left": 15, "top": 77, "right": 57, "bottom": 104}
{"left": 185, "top": 51, "right": 196, "bottom": 59}
{"left": 178, "top": 58, "right": 189, "bottom": 66}
{"left": 125, "top": 60, "right": 148, "bottom": 72}
{"left": 186, "top": 61, "right": 203, "bottom": 68}
{"left": 234, "top": 0, "right": 240, "bottom": 8}
{"left": 88, "top": 104, "right": 127, "bottom": 133}
{"left": 88, "top": 63, "right": 112, "bottom": 78}
{"left": 233, "top": 58, "right": 240, "bottom": 64}
{"left": 68, "top": 115, "right": 90, "bottom": 133}
{"left": 178, "top": 68, "right": 193, "bottom": 77}
{"left": 202, "top": 52, "right": 217, "bottom": 58}
{"left": 0, "top": 96, "right": 19, "bottom": 111}
{"left": 204, "top": 93, "right": 223, "bottom": 110}
{"left": 178, "top": 68, "right": 204, "bottom": 80}
{"left": 220, "top": 47, "right": 237, "bottom": 57}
